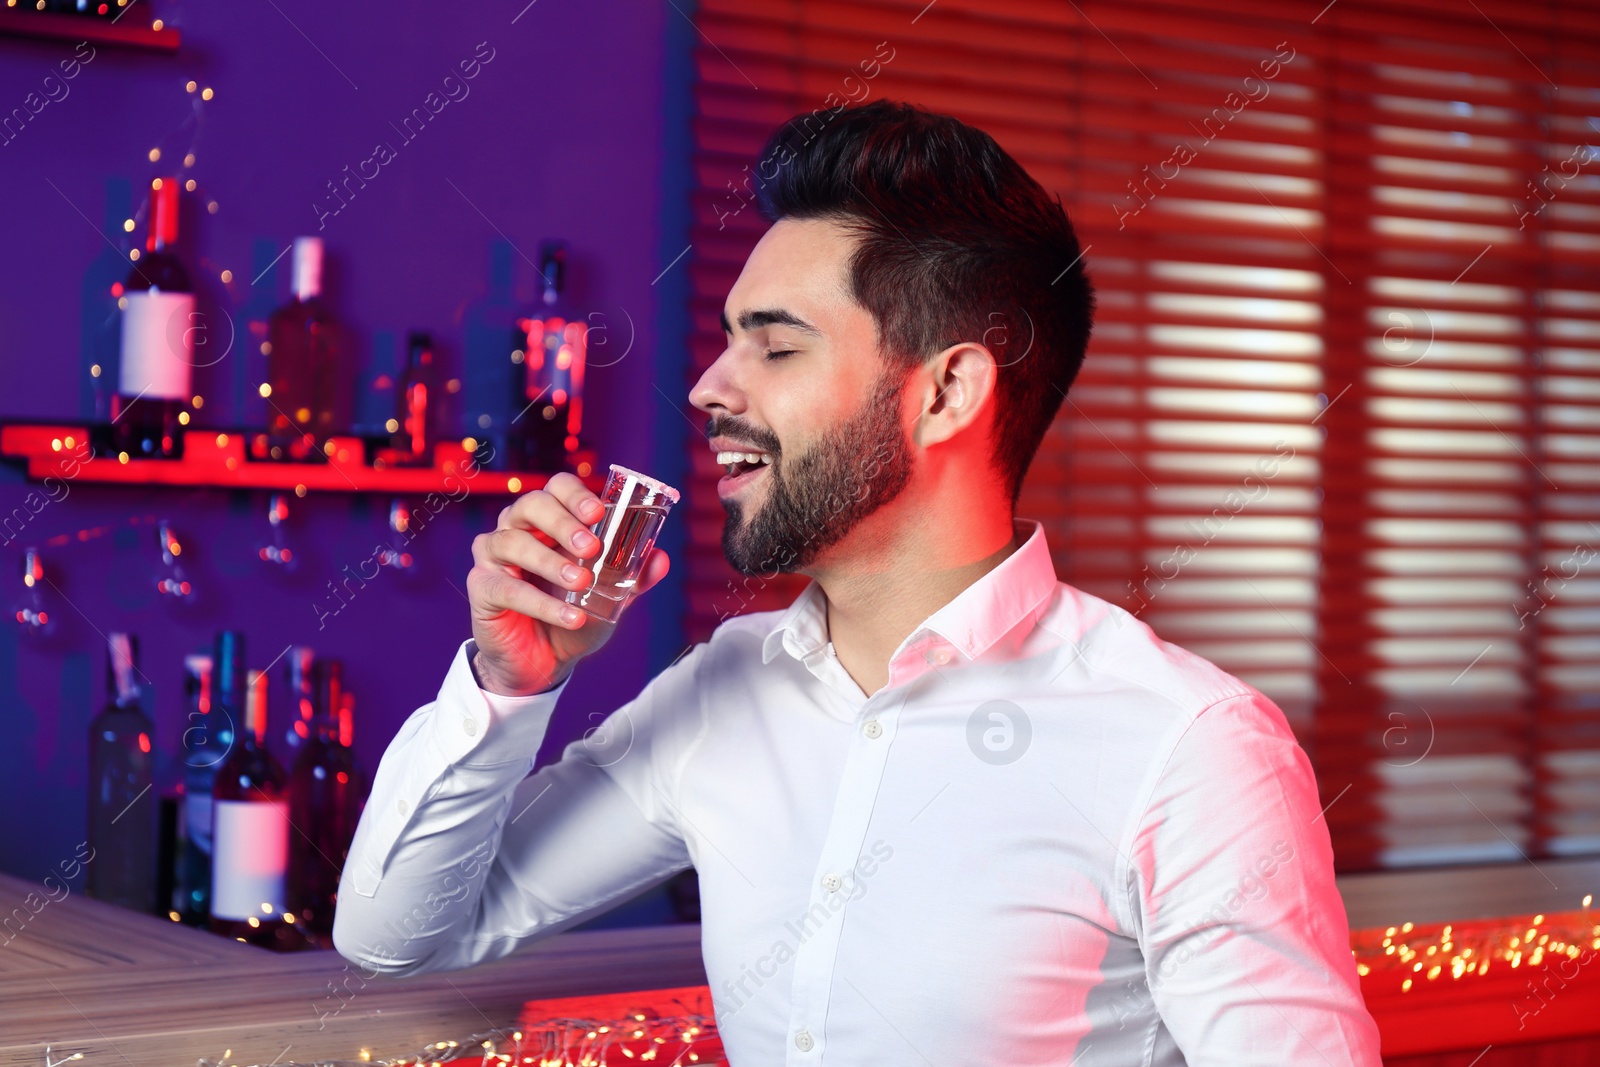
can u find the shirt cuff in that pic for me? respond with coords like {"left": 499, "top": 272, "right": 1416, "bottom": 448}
{"left": 430, "top": 638, "right": 573, "bottom": 768}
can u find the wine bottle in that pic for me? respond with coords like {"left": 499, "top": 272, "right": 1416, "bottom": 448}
{"left": 388, "top": 331, "right": 436, "bottom": 465}
{"left": 110, "top": 177, "right": 193, "bottom": 460}
{"left": 209, "top": 668, "right": 291, "bottom": 941}
{"left": 336, "top": 688, "right": 369, "bottom": 883}
{"left": 282, "top": 645, "right": 316, "bottom": 757}
{"left": 87, "top": 632, "right": 156, "bottom": 912}
{"left": 288, "top": 659, "right": 364, "bottom": 942}
{"left": 176, "top": 651, "right": 228, "bottom": 923}
{"left": 337, "top": 688, "right": 367, "bottom": 798}
{"left": 510, "top": 240, "right": 586, "bottom": 471}
{"left": 261, "top": 236, "right": 342, "bottom": 462}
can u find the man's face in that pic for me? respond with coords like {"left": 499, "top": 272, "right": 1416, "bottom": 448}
{"left": 689, "top": 217, "right": 914, "bottom": 577}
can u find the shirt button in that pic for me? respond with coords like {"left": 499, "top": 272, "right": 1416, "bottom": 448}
{"left": 794, "top": 1030, "right": 814, "bottom": 1052}
{"left": 863, "top": 719, "right": 883, "bottom": 740}
{"left": 463, "top": 716, "right": 478, "bottom": 736}
{"left": 397, "top": 798, "right": 409, "bottom": 816}
{"left": 821, "top": 873, "right": 842, "bottom": 892}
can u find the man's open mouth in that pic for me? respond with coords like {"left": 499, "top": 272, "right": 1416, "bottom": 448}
{"left": 717, "top": 450, "right": 773, "bottom": 478}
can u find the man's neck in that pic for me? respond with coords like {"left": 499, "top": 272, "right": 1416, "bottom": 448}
{"left": 812, "top": 512, "right": 1022, "bottom": 697}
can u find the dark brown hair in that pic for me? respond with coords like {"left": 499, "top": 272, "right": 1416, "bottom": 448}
{"left": 754, "top": 99, "right": 1095, "bottom": 506}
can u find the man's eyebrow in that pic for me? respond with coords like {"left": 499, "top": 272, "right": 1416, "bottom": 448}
{"left": 720, "top": 307, "right": 824, "bottom": 337}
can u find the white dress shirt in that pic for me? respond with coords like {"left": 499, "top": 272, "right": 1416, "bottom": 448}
{"left": 333, "top": 517, "right": 1381, "bottom": 1066}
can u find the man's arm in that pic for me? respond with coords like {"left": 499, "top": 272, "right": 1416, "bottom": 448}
{"left": 1129, "top": 692, "right": 1382, "bottom": 1066}
{"left": 330, "top": 637, "right": 706, "bottom": 977}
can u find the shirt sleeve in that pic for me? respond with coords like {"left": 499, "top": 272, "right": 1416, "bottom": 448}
{"left": 1128, "top": 691, "right": 1382, "bottom": 1066}
{"left": 331, "top": 637, "right": 706, "bottom": 977}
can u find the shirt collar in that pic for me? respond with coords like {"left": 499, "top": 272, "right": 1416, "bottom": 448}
{"left": 760, "top": 517, "right": 1057, "bottom": 667}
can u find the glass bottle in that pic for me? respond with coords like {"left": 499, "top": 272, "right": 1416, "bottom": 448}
{"left": 176, "top": 650, "right": 227, "bottom": 924}
{"left": 388, "top": 331, "right": 436, "bottom": 465}
{"left": 281, "top": 645, "right": 316, "bottom": 757}
{"left": 87, "top": 632, "right": 156, "bottom": 911}
{"left": 288, "top": 659, "right": 363, "bottom": 943}
{"left": 510, "top": 240, "right": 586, "bottom": 471}
{"left": 209, "top": 668, "right": 291, "bottom": 942}
{"left": 262, "top": 236, "right": 342, "bottom": 462}
{"left": 109, "top": 177, "right": 193, "bottom": 460}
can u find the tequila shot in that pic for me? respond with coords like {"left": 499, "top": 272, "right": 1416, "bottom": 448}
{"left": 564, "top": 464, "right": 679, "bottom": 623}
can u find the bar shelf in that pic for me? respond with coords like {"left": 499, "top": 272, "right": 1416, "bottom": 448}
{"left": 0, "top": 420, "right": 598, "bottom": 496}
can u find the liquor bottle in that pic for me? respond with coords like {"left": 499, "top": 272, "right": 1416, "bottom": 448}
{"left": 87, "top": 632, "right": 156, "bottom": 911}
{"left": 354, "top": 330, "right": 399, "bottom": 441}
{"left": 463, "top": 239, "right": 516, "bottom": 470}
{"left": 510, "top": 241, "right": 586, "bottom": 472}
{"left": 282, "top": 645, "right": 316, "bottom": 757}
{"left": 261, "top": 236, "right": 342, "bottom": 462}
{"left": 288, "top": 659, "right": 364, "bottom": 942}
{"left": 109, "top": 177, "right": 193, "bottom": 460}
{"left": 336, "top": 687, "right": 370, "bottom": 868}
{"left": 338, "top": 689, "right": 367, "bottom": 802}
{"left": 388, "top": 331, "right": 436, "bottom": 465}
{"left": 209, "top": 668, "right": 291, "bottom": 942}
{"left": 176, "top": 651, "right": 229, "bottom": 923}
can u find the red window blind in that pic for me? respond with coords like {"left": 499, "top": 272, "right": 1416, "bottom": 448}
{"left": 680, "top": 0, "right": 1600, "bottom": 871}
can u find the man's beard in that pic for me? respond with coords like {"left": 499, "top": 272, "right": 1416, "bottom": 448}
{"left": 721, "top": 363, "right": 914, "bottom": 577}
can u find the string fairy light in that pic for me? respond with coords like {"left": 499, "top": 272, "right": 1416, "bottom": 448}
{"left": 169, "top": 1010, "right": 723, "bottom": 1067}
{"left": 1351, "top": 895, "right": 1598, "bottom": 995}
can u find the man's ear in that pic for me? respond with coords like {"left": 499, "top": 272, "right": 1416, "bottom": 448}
{"left": 912, "top": 341, "right": 998, "bottom": 449}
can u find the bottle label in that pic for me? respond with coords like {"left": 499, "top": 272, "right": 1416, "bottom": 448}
{"left": 184, "top": 790, "right": 213, "bottom": 855}
{"left": 211, "top": 798, "right": 291, "bottom": 920}
{"left": 119, "top": 290, "right": 196, "bottom": 399}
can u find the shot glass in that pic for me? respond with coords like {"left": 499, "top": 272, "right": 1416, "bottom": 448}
{"left": 563, "top": 464, "right": 680, "bottom": 623}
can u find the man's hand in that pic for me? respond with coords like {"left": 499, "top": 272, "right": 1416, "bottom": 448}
{"left": 467, "top": 472, "right": 670, "bottom": 697}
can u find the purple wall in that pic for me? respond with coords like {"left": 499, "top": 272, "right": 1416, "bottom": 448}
{"left": 0, "top": 0, "right": 695, "bottom": 925}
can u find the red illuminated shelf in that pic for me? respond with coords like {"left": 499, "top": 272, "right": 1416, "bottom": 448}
{"left": 0, "top": 422, "right": 599, "bottom": 496}
{"left": 0, "top": 8, "right": 180, "bottom": 52}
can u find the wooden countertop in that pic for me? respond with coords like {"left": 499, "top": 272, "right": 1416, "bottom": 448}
{"left": 0, "top": 872, "right": 707, "bottom": 1067}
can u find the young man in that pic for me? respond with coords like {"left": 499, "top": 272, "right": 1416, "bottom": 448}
{"left": 333, "top": 100, "right": 1381, "bottom": 1065}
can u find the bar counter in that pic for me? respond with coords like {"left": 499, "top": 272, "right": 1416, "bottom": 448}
{"left": 6, "top": 862, "right": 1600, "bottom": 1066}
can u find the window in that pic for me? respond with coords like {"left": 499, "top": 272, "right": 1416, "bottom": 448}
{"left": 681, "top": 0, "right": 1600, "bottom": 870}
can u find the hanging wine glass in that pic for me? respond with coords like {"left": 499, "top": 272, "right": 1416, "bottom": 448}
{"left": 258, "top": 492, "right": 300, "bottom": 572}
{"left": 13, "top": 548, "right": 55, "bottom": 636}
{"left": 374, "top": 497, "right": 416, "bottom": 573}
{"left": 155, "top": 520, "right": 196, "bottom": 601}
